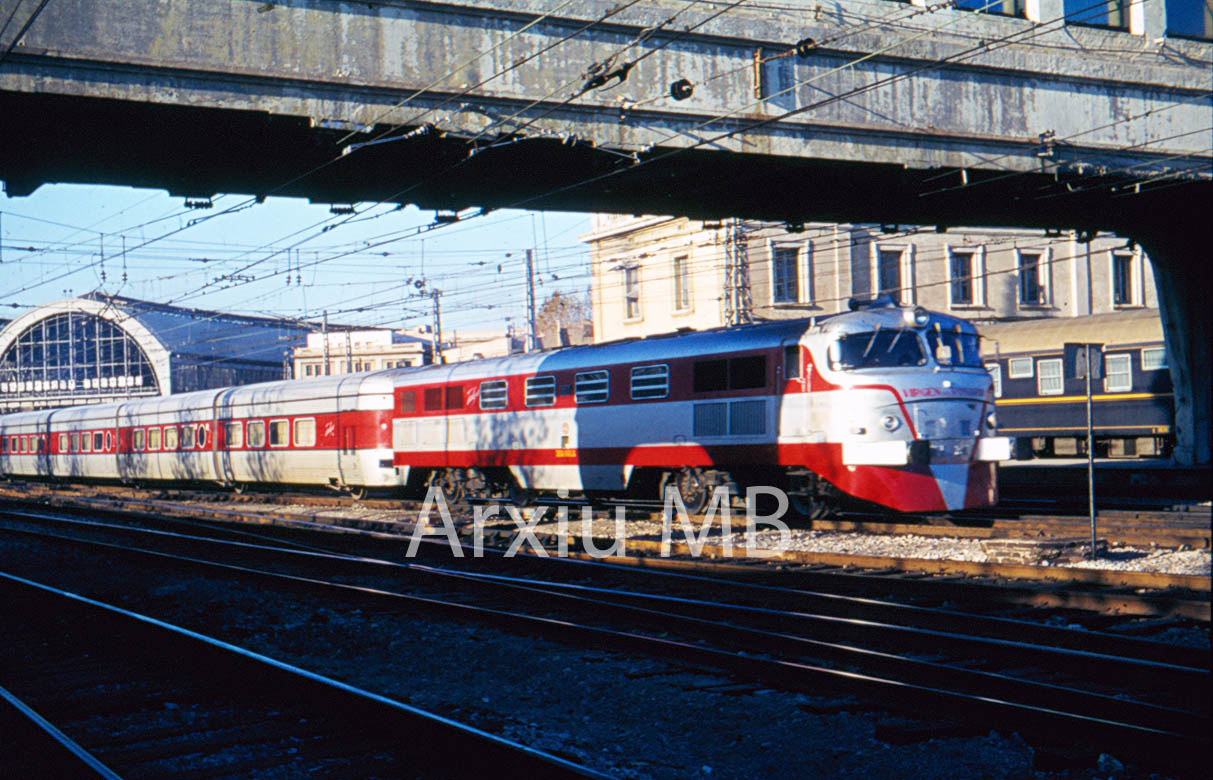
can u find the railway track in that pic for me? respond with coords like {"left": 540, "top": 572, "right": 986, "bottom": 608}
{"left": 0, "top": 567, "right": 606, "bottom": 779}
{"left": 3, "top": 479, "right": 1206, "bottom": 549}
{"left": 2, "top": 486, "right": 1208, "bottom": 621}
{"left": 0, "top": 505, "right": 1207, "bottom": 776}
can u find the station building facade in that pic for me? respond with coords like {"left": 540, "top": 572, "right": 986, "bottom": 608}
{"left": 0, "top": 294, "right": 312, "bottom": 412}
{"left": 581, "top": 215, "right": 1157, "bottom": 342}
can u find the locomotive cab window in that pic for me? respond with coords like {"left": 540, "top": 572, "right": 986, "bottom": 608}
{"left": 294, "top": 418, "right": 316, "bottom": 447}
{"left": 225, "top": 422, "right": 243, "bottom": 449}
{"left": 784, "top": 345, "right": 801, "bottom": 380}
{"left": 247, "top": 421, "right": 265, "bottom": 448}
{"left": 631, "top": 364, "right": 669, "bottom": 399}
{"left": 164, "top": 427, "right": 178, "bottom": 450}
{"left": 148, "top": 427, "right": 161, "bottom": 450}
{"left": 926, "top": 330, "right": 982, "bottom": 367}
{"left": 269, "top": 419, "right": 289, "bottom": 447}
{"left": 574, "top": 370, "right": 609, "bottom": 404}
{"left": 525, "top": 376, "right": 557, "bottom": 407}
{"left": 830, "top": 330, "right": 926, "bottom": 369}
{"left": 180, "top": 426, "right": 194, "bottom": 449}
{"left": 479, "top": 380, "right": 508, "bottom": 410}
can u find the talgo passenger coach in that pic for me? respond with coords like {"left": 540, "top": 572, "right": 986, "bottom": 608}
{"left": 1, "top": 301, "right": 1012, "bottom": 514}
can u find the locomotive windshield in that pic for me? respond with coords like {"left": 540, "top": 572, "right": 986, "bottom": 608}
{"left": 830, "top": 329, "right": 927, "bottom": 369}
{"left": 925, "top": 330, "right": 983, "bottom": 367}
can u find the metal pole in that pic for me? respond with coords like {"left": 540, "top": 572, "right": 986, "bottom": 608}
{"left": 525, "top": 248, "right": 537, "bottom": 351}
{"left": 1086, "top": 345, "right": 1097, "bottom": 559}
{"left": 432, "top": 290, "right": 444, "bottom": 364}
{"left": 322, "top": 311, "right": 330, "bottom": 376}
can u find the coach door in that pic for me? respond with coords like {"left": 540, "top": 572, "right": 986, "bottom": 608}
{"left": 335, "top": 375, "right": 363, "bottom": 488}
{"left": 213, "top": 389, "right": 237, "bottom": 486}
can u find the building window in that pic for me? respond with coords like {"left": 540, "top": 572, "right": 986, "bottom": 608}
{"left": 630, "top": 364, "right": 669, "bottom": 400}
{"left": 954, "top": 0, "right": 1023, "bottom": 16}
{"left": 1018, "top": 251, "right": 1045, "bottom": 306}
{"left": 525, "top": 375, "right": 557, "bottom": 407}
{"left": 1064, "top": 0, "right": 1128, "bottom": 29}
{"left": 479, "top": 380, "right": 508, "bottom": 410}
{"left": 772, "top": 246, "right": 800, "bottom": 304}
{"left": 986, "top": 363, "right": 1002, "bottom": 398}
{"left": 1104, "top": 354, "right": 1132, "bottom": 392}
{"left": 1037, "top": 358, "right": 1063, "bottom": 396}
{"left": 1007, "top": 357, "right": 1034, "bottom": 378}
{"left": 247, "top": 421, "right": 265, "bottom": 448}
{"left": 1166, "top": 0, "right": 1212, "bottom": 40}
{"left": 1141, "top": 347, "right": 1166, "bottom": 371}
{"left": 1112, "top": 252, "right": 1138, "bottom": 306}
{"left": 164, "top": 427, "right": 178, "bottom": 450}
{"left": 304, "top": 364, "right": 313, "bottom": 377}
{"left": 575, "top": 370, "right": 609, "bottom": 404}
{"left": 294, "top": 418, "right": 316, "bottom": 447}
{"left": 624, "top": 266, "right": 641, "bottom": 320}
{"left": 949, "top": 249, "right": 977, "bottom": 306}
{"left": 877, "top": 248, "right": 902, "bottom": 301}
{"left": 673, "top": 255, "right": 691, "bottom": 311}
{"left": 269, "top": 419, "right": 289, "bottom": 447}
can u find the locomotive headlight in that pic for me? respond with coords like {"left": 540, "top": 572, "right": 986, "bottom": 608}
{"left": 986, "top": 412, "right": 997, "bottom": 429}
{"left": 913, "top": 307, "right": 930, "bottom": 327}
{"left": 881, "top": 414, "right": 902, "bottom": 432}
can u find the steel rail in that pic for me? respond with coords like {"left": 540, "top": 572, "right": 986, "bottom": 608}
{"left": 0, "top": 685, "right": 124, "bottom": 780}
{"left": 0, "top": 569, "right": 609, "bottom": 780}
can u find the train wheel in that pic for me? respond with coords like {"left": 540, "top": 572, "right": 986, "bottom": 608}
{"left": 668, "top": 468, "right": 711, "bottom": 515}
{"left": 432, "top": 469, "right": 465, "bottom": 507}
{"left": 348, "top": 485, "right": 368, "bottom": 501}
{"left": 790, "top": 492, "right": 835, "bottom": 521}
{"left": 230, "top": 482, "right": 246, "bottom": 495}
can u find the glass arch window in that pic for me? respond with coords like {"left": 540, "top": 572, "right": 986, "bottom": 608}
{"left": 0, "top": 311, "right": 159, "bottom": 409}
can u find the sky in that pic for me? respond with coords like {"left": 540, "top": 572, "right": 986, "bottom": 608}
{"left": 0, "top": 183, "right": 593, "bottom": 337}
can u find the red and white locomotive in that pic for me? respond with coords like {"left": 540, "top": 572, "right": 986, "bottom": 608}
{"left": 0, "top": 300, "right": 1011, "bottom": 514}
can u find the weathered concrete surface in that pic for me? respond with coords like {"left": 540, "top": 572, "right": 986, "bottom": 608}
{"left": 0, "top": 0, "right": 1209, "bottom": 462}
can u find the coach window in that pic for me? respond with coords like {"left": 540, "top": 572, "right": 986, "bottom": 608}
{"left": 180, "top": 425, "right": 195, "bottom": 449}
{"left": 164, "top": 426, "right": 178, "bottom": 450}
{"left": 197, "top": 425, "right": 209, "bottom": 449}
{"left": 1104, "top": 354, "right": 1132, "bottom": 393}
{"left": 294, "top": 418, "right": 316, "bottom": 447}
{"left": 58, "top": 433, "right": 69, "bottom": 452}
{"left": 81, "top": 433, "right": 91, "bottom": 453}
{"left": 1, "top": 437, "right": 6, "bottom": 453}
{"left": 1037, "top": 359, "right": 1063, "bottom": 396}
{"left": 986, "top": 363, "right": 1002, "bottom": 398}
{"left": 269, "top": 419, "right": 289, "bottom": 447}
{"left": 1007, "top": 357, "right": 1033, "bottom": 379}
{"left": 226, "top": 423, "right": 243, "bottom": 448}
{"left": 399, "top": 390, "right": 416, "bottom": 414}
{"left": 574, "top": 370, "right": 609, "bottom": 404}
{"left": 445, "top": 385, "right": 464, "bottom": 410}
{"left": 631, "top": 365, "right": 669, "bottom": 400}
{"left": 134, "top": 429, "right": 146, "bottom": 451}
{"left": 247, "top": 421, "right": 266, "bottom": 448}
{"left": 97, "top": 432, "right": 107, "bottom": 451}
{"left": 71, "top": 432, "right": 81, "bottom": 452}
{"left": 148, "top": 428, "right": 161, "bottom": 451}
{"left": 479, "top": 380, "right": 508, "bottom": 410}
{"left": 1141, "top": 347, "right": 1166, "bottom": 371}
{"left": 525, "top": 376, "right": 557, "bottom": 407}
{"left": 424, "top": 387, "right": 444, "bottom": 411}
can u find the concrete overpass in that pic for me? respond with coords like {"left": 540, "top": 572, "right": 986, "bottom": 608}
{"left": 1, "top": 0, "right": 1210, "bottom": 463}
